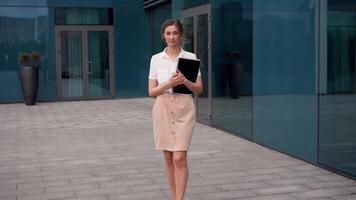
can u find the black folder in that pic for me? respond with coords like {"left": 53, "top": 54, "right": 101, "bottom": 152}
{"left": 173, "top": 58, "right": 201, "bottom": 94}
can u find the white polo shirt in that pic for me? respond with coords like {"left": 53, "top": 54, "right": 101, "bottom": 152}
{"left": 148, "top": 48, "right": 201, "bottom": 93}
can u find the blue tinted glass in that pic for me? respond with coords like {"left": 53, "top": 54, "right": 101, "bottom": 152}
{"left": 319, "top": 0, "right": 356, "bottom": 177}
{"left": 60, "top": 31, "right": 83, "bottom": 98}
{"left": 0, "top": 0, "right": 47, "bottom": 6}
{"left": 212, "top": 0, "right": 253, "bottom": 138}
{"left": 51, "top": 0, "right": 113, "bottom": 7}
{"left": 183, "top": 0, "right": 211, "bottom": 9}
{"left": 115, "top": 6, "right": 150, "bottom": 96}
{"left": 149, "top": 2, "right": 171, "bottom": 53}
{"left": 0, "top": 7, "right": 54, "bottom": 101}
{"left": 253, "top": 0, "right": 317, "bottom": 161}
{"left": 55, "top": 8, "right": 113, "bottom": 25}
{"left": 88, "top": 31, "right": 110, "bottom": 97}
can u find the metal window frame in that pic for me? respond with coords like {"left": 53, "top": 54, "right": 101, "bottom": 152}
{"left": 182, "top": 3, "right": 212, "bottom": 123}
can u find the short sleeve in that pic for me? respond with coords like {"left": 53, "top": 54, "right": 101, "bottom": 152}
{"left": 148, "top": 56, "right": 157, "bottom": 80}
{"left": 192, "top": 54, "right": 202, "bottom": 77}
{"left": 197, "top": 68, "right": 202, "bottom": 77}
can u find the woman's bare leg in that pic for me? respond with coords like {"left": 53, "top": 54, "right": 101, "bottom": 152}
{"left": 173, "top": 151, "right": 188, "bottom": 200}
{"left": 163, "top": 150, "right": 176, "bottom": 199}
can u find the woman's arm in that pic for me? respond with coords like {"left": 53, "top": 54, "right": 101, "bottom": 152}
{"left": 148, "top": 72, "right": 186, "bottom": 97}
{"left": 183, "top": 75, "right": 203, "bottom": 94}
{"left": 148, "top": 79, "right": 171, "bottom": 97}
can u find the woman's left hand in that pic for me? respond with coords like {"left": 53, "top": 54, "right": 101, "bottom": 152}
{"left": 176, "top": 70, "right": 186, "bottom": 84}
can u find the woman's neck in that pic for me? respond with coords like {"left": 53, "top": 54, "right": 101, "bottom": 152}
{"left": 165, "top": 47, "right": 181, "bottom": 60}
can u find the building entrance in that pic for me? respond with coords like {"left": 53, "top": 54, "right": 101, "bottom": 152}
{"left": 55, "top": 26, "right": 114, "bottom": 100}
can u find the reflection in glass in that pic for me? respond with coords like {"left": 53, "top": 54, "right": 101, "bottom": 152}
{"left": 319, "top": 1, "right": 356, "bottom": 177}
{"left": 327, "top": 11, "right": 355, "bottom": 93}
{"left": 212, "top": 0, "right": 253, "bottom": 138}
{"left": 253, "top": 0, "right": 316, "bottom": 161}
{"left": 0, "top": 1, "right": 47, "bottom": 6}
{"left": 88, "top": 31, "right": 110, "bottom": 97}
{"left": 149, "top": 2, "right": 171, "bottom": 53}
{"left": 183, "top": 0, "right": 210, "bottom": 9}
{"left": 55, "top": 8, "right": 113, "bottom": 25}
{"left": 116, "top": 8, "right": 151, "bottom": 96}
{"left": 60, "top": 31, "right": 83, "bottom": 98}
{"left": 183, "top": 17, "right": 194, "bottom": 53}
{"left": 0, "top": 7, "right": 50, "bottom": 100}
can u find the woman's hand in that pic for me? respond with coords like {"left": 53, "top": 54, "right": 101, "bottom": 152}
{"left": 170, "top": 70, "right": 203, "bottom": 94}
{"left": 148, "top": 71, "right": 185, "bottom": 97}
{"left": 169, "top": 71, "right": 186, "bottom": 87}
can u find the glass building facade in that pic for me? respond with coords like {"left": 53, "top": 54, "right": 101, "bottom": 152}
{"left": 0, "top": 0, "right": 355, "bottom": 179}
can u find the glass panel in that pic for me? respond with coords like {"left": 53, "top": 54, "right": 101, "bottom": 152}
{"left": 52, "top": 0, "right": 113, "bottom": 7}
{"left": 0, "top": 7, "right": 51, "bottom": 101}
{"left": 60, "top": 31, "right": 83, "bottom": 98}
{"left": 116, "top": 7, "right": 150, "bottom": 96}
{"left": 55, "top": 8, "right": 113, "bottom": 25}
{"left": 196, "top": 14, "right": 210, "bottom": 121}
{"left": 88, "top": 31, "right": 110, "bottom": 97}
{"left": 212, "top": 0, "right": 253, "bottom": 138}
{"left": 327, "top": 11, "right": 355, "bottom": 93}
{"left": 183, "top": 0, "right": 210, "bottom": 9}
{"left": 149, "top": 2, "right": 171, "bottom": 53}
{"left": 183, "top": 17, "right": 194, "bottom": 53}
{"left": 319, "top": 0, "right": 356, "bottom": 177}
{"left": 252, "top": 0, "right": 317, "bottom": 161}
{"left": 0, "top": 0, "right": 47, "bottom": 6}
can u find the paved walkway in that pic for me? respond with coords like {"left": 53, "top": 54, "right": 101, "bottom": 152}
{"left": 0, "top": 98, "right": 355, "bottom": 200}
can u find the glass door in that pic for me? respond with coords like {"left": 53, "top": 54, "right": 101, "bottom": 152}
{"left": 58, "top": 30, "right": 84, "bottom": 98}
{"left": 182, "top": 4, "right": 212, "bottom": 124}
{"left": 87, "top": 31, "right": 111, "bottom": 97}
{"left": 55, "top": 26, "right": 114, "bottom": 100}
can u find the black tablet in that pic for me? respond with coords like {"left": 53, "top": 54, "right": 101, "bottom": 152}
{"left": 173, "top": 58, "right": 201, "bottom": 94}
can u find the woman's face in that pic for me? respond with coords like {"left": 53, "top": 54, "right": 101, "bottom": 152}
{"left": 164, "top": 24, "right": 182, "bottom": 48}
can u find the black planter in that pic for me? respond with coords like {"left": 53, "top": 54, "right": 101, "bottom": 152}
{"left": 228, "top": 63, "right": 243, "bottom": 99}
{"left": 20, "top": 66, "right": 39, "bottom": 105}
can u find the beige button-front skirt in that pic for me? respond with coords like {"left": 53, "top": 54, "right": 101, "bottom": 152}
{"left": 152, "top": 92, "right": 196, "bottom": 152}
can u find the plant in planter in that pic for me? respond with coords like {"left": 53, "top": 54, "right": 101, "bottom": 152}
{"left": 18, "top": 51, "right": 40, "bottom": 105}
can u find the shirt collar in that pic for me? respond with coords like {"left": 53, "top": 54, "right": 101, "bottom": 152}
{"left": 162, "top": 48, "right": 185, "bottom": 60}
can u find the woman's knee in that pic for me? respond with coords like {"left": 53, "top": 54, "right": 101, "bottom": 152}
{"left": 173, "top": 152, "right": 187, "bottom": 168}
{"left": 163, "top": 151, "right": 174, "bottom": 166}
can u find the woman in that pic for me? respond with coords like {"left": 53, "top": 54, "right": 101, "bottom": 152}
{"left": 148, "top": 19, "right": 203, "bottom": 200}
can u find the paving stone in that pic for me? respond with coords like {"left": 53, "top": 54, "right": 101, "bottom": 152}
{"left": 45, "top": 183, "right": 99, "bottom": 194}
{"left": 267, "top": 176, "right": 318, "bottom": 186}
{"left": 75, "top": 196, "right": 108, "bottom": 200}
{"left": 75, "top": 187, "right": 130, "bottom": 198}
{"left": 107, "top": 190, "right": 167, "bottom": 200}
{"left": 219, "top": 181, "right": 268, "bottom": 191}
{"left": 237, "top": 194, "right": 299, "bottom": 200}
{"left": 331, "top": 194, "right": 356, "bottom": 200}
{"left": 185, "top": 185, "right": 221, "bottom": 195}
{"left": 254, "top": 185, "right": 306, "bottom": 195}
{"left": 302, "top": 180, "right": 356, "bottom": 189}
{"left": 17, "top": 191, "right": 76, "bottom": 200}
{"left": 0, "top": 197, "right": 16, "bottom": 200}
{"left": 214, "top": 190, "right": 258, "bottom": 199}
{"left": 295, "top": 188, "right": 351, "bottom": 199}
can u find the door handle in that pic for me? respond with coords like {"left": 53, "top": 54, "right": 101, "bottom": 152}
{"left": 87, "top": 61, "right": 92, "bottom": 75}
